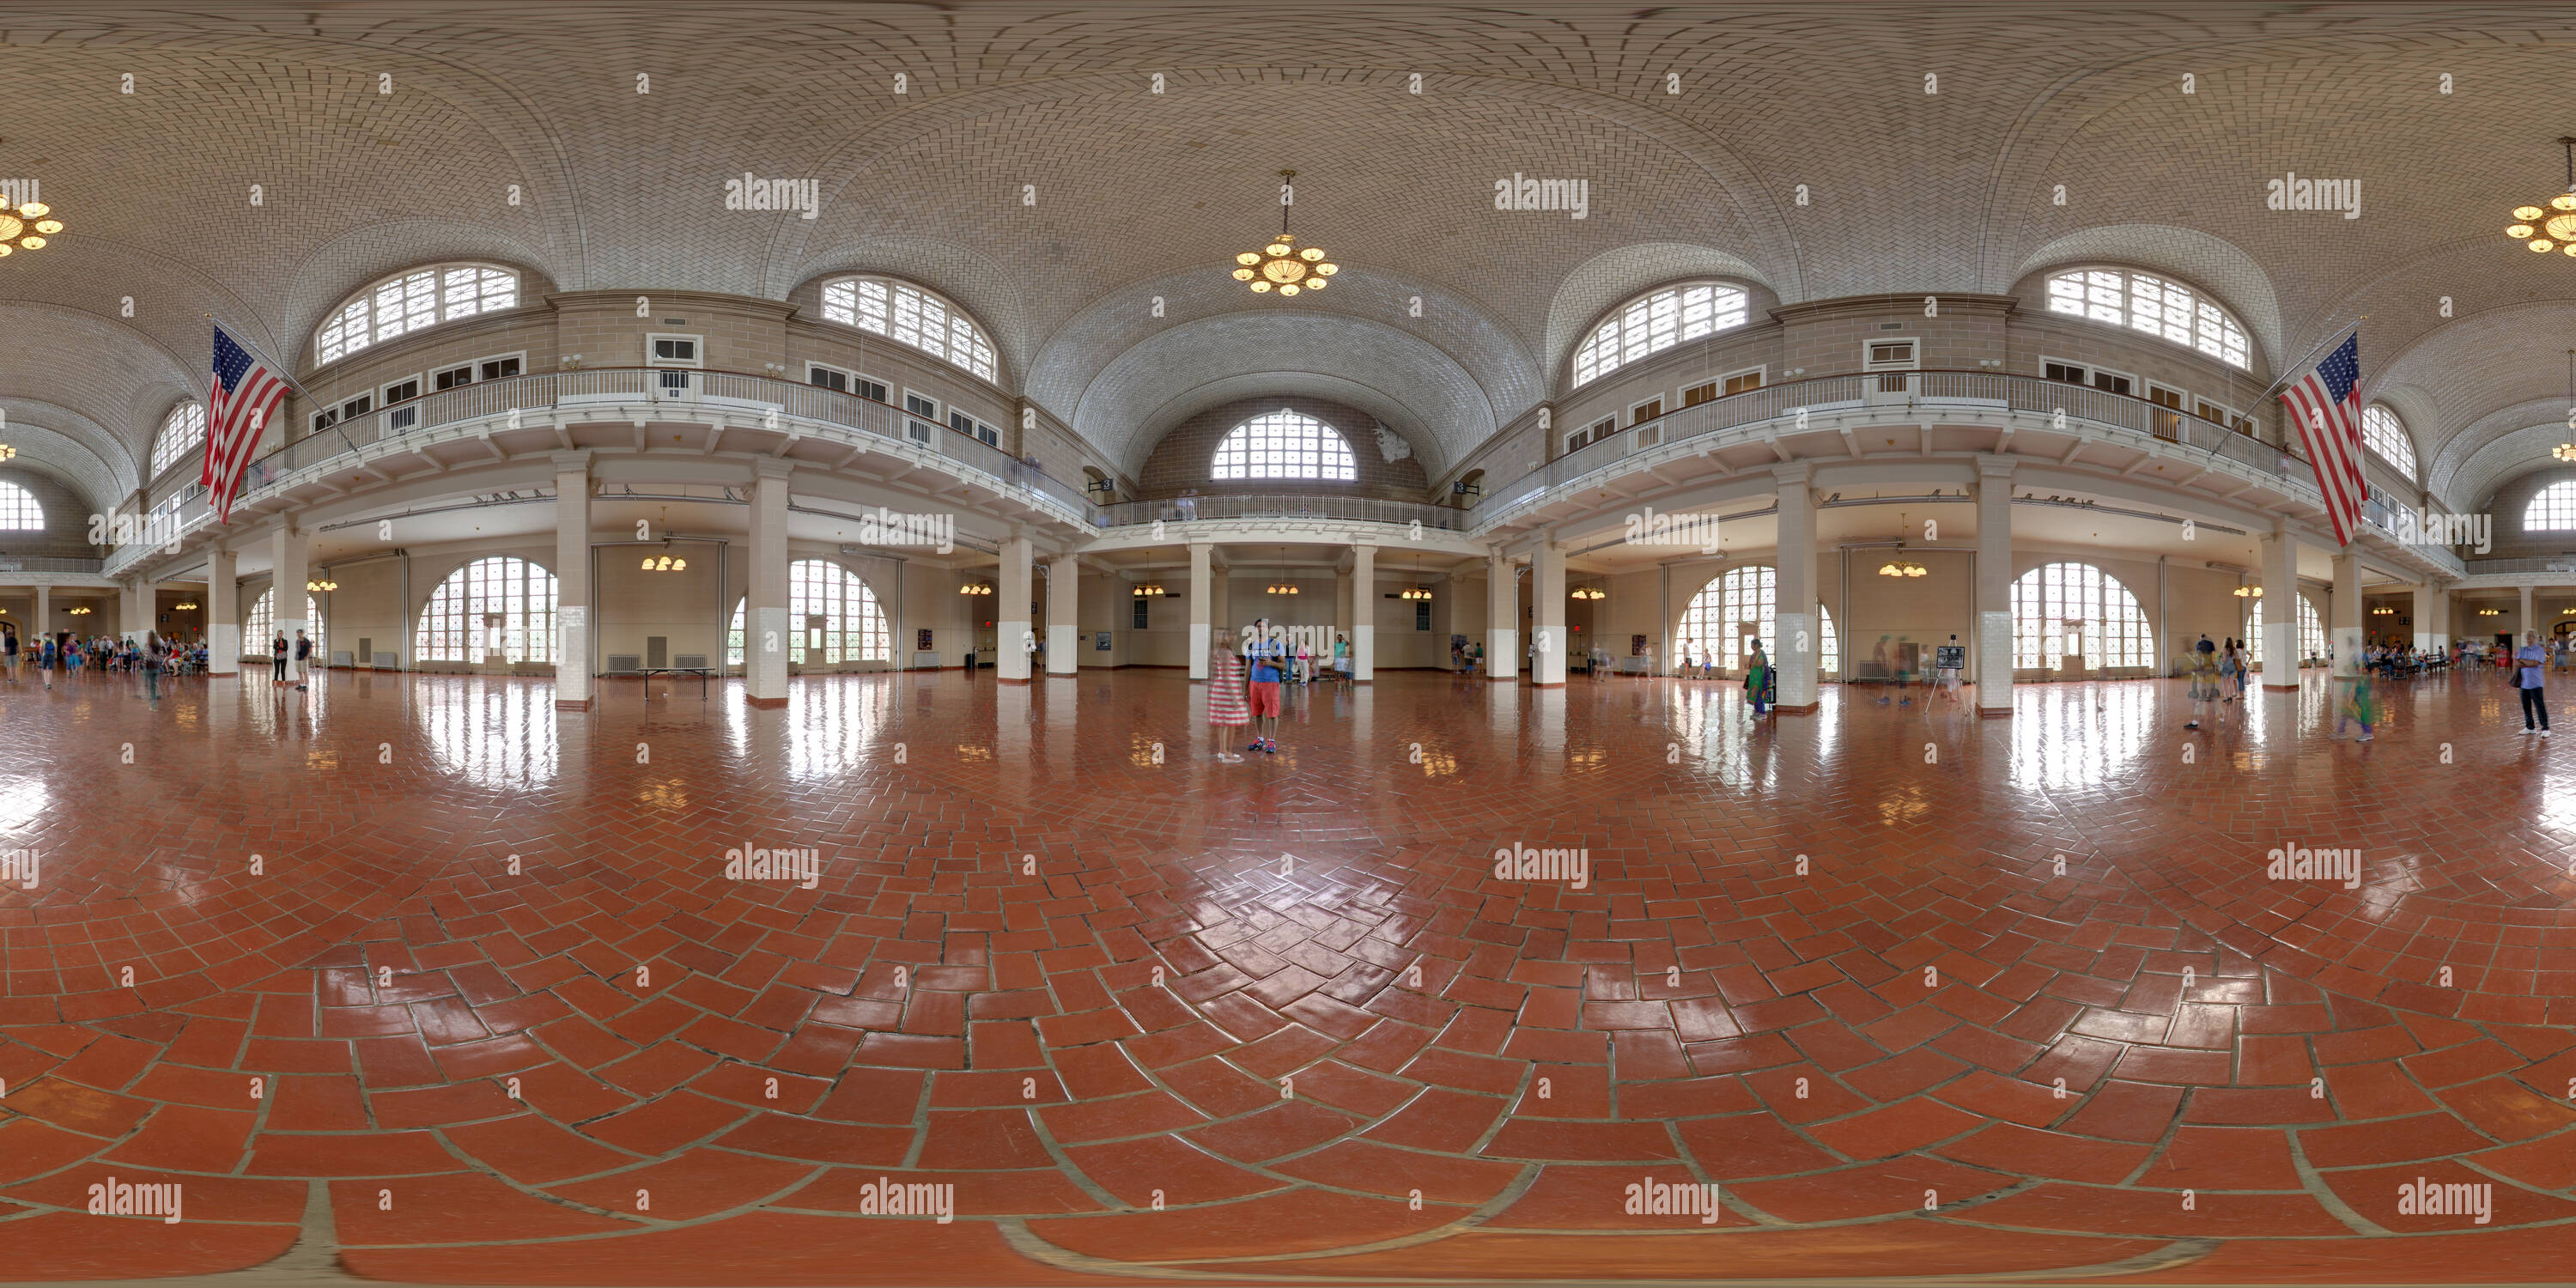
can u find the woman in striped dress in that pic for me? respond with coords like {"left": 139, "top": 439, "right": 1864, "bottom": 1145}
{"left": 1208, "top": 635, "right": 1249, "bottom": 763}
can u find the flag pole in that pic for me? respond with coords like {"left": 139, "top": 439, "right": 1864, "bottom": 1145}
{"left": 2253, "top": 315, "right": 2366, "bottom": 404}
{"left": 203, "top": 313, "right": 318, "bottom": 404}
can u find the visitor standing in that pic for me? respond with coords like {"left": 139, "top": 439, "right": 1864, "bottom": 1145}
{"left": 1745, "top": 639, "right": 1773, "bottom": 717}
{"left": 1207, "top": 634, "right": 1249, "bottom": 762}
{"left": 1244, "top": 618, "right": 1285, "bottom": 755}
{"left": 141, "top": 631, "right": 164, "bottom": 703}
{"left": 2518, "top": 629, "right": 2551, "bottom": 736}
{"left": 2184, "top": 638, "right": 2221, "bottom": 729}
{"left": 271, "top": 631, "right": 288, "bottom": 685}
{"left": 2, "top": 623, "right": 16, "bottom": 682}
{"left": 293, "top": 629, "right": 313, "bottom": 691}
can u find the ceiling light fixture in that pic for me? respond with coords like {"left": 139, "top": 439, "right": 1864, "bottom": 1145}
{"left": 2508, "top": 138, "right": 2576, "bottom": 255}
{"left": 1267, "top": 582, "right": 1301, "bottom": 595}
{"left": 1232, "top": 169, "right": 1336, "bottom": 297}
{"left": 2371, "top": 606, "right": 2395, "bottom": 616}
{"left": 2234, "top": 585, "right": 2264, "bottom": 598}
{"left": 640, "top": 554, "right": 686, "bottom": 572}
{"left": 0, "top": 196, "right": 62, "bottom": 258}
{"left": 306, "top": 577, "right": 337, "bottom": 592}
{"left": 1132, "top": 583, "right": 1166, "bottom": 598}
{"left": 67, "top": 605, "right": 90, "bottom": 616}
{"left": 2479, "top": 608, "right": 2504, "bottom": 616}
{"left": 173, "top": 600, "right": 198, "bottom": 611}
{"left": 959, "top": 582, "right": 993, "bottom": 596}
{"left": 1877, "top": 562, "right": 1928, "bottom": 577}
{"left": 0, "top": 445, "right": 15, "bottom": 461}
{"left": 1570, "top": 585, "right": 1606, "bottom": 600}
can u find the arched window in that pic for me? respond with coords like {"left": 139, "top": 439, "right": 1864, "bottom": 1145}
{"left": 242, "top": 590, "right": 325, "bottom": 657}
{"left": 1573, "top": 283, "right": 1750, "bottom": 387}
{"left": 2043, "top": 268, "right": 2250, "bottom": 369}
{"left": 0, "top": 481, "right": 43, "bottom": 530}
{"left": 151, "top": 404, "right": 207, "bottom": 478}
{"left": 726, "top": 562, "right": 890, "bottom": 666}
{"left": 414, "top": 556, "right": 556, "bottom": 663}
{"left": 2361, "top": 405, "right": 2415, "bottom": 477}
{"left": 2245, "top": 594, "right": 2324, "bottom": 665}
{"left": 2009, "top": 562, "right": 2152, "bottom": 669}
{"left": 2525, "top": 480, "right": 2576, "bottom": 532}
{"left": 1211, "top": 410, "right": 1357, "bottom": 482}
{"left": 1674, "top": 565, "right": 1839, "bottom": 676}
{"left": 819, "top": 277, "right": 997, "bottom": 381}
{"left": 314, "top": 264, "right": 519, "bottom": 365}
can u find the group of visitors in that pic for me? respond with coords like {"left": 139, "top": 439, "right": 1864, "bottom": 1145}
{"left": 0, "top": 623, "right": 315, "bottom": 697}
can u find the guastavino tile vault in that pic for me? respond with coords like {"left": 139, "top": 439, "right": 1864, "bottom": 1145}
{"left": 2, "top": 3, "right": 2575, "bottom": 1285}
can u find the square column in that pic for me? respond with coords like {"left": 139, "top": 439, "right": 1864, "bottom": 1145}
{"left": 2413, "top": 583, "right": 2442, "bottom": 655}
{"left": 996, "top": 532, "right": 1033, "bottom": 684}
{"left": 554, "top": 453, "right": 593, "bottom": 709}
{"left": 121, "top": 580, "right": 147, "bottom": 644}
{"left": 1486, "top": 551, "right": 1518, "bottom": 681}
{"left": 1352, "top": 544, "right": 1376, "bottom": 683}
{"left": 272, "top": 521, "right": 310, "bottom": 682}
{"left": 2522, "top": 584, "right": 2538, "bottom": 641}
{"left": 746, "top": 459, "right": 791, "bottom": 708}
{"left": 207, "top": 548, "right": 239, "bottom": 676}
{"left": 2258, "top": 524, "right": 2299, "bottom": 690}
{"left": 1975, "top": 458, "right": 2014, "bottom": 718}
{"left": 1046, "top": 555, "right": 1078, "bottom": 676}
{"left": 2331, "top": 551, "right": 2363, "bottom": 677}
{"left": 1772, "top": 464, "right": 1819, "bottom": 714}
{"left": 1530, "top": 538, "right": 1565, "bottom": 687}
{"left": 33, "top": 586, "right": 47, "bottom": 651}
{"left": 1188, "top": 542, "right": 1213, "bottom": 680}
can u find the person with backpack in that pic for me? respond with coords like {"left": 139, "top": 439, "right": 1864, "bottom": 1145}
{"left": 294, "top": 629, "right": 313, "bottom": 690}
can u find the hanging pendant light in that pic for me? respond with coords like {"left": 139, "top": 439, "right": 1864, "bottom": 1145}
{"left": 1232, "top": 169, "right": 1338, "bottom": 296}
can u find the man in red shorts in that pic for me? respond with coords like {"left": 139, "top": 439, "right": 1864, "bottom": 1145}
{"left": 1244, "top": 617, "right": 1286, "bottom": 755}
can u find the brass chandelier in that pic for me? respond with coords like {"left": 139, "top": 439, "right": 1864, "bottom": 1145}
{"left": 2508, "top": 138, "right": 2576, "bottom": 255}
{"left": 0, "top": 195, "right": 62, "bottom": 258}
{"left": 306, "top": 577, "right": 338, "bottom": 592}
{"left": 1232, "top": 170, "right": 1337, "bottom": 297}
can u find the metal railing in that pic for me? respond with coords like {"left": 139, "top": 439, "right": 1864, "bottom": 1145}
{"left": 1473, "top": 369, "right": 2295, "bottom": 526}
{"left": 124, "top": 368, "right": 1097, "bottom": 560}
{"left": 2462, "top": 557, "right": 2576, "bottom": 576}
{"left": 1092, "top": 493, "right": 1463, "bottom": 531}
{"left": 0, "top": 556, "right": 106, "bottom": 574}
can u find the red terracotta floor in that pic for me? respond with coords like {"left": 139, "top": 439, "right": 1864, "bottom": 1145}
{"left": 3, "top": 664, "right": 2575, "bottom": 1285}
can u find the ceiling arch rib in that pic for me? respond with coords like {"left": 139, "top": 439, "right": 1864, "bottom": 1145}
{"left": 0, "top": 404, "right": 129, "bottom": 516}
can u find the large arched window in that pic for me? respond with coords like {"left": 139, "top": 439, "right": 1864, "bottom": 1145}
{"left": 314, "top": 264, "right": 519, "bottom": 365}
{"left": 1573, "top": 283, "right": 1750, "bottom": 387}
{"left": 819, "top": 277, "right": 997, "bottom": 381}
{"left": 1211, "top": 410, "right": 1357, "bottom": 482}
{"left": 151, "top": 404, "right": 207, "bottom": 478}
{"left": 2525, "top": 480, "right": 2576, "bottom": 532}
{"left": 414, "top": 556, "right": 556, "bottom": 663}
{"left": 2043, "top": 268, "right": 2250, "bottom": 369}
{"left": 242, "top": 590, "right": 325, "bottom": 656}
{"left": 2360, "top": 405, "right": 2415, "bottom": 477}
{"left": 2010, "top": 562, "right": 2152, "bottom": 669}
{"left": 726, "top": 561, "right": 891, "bottom": 665}
{"left": 1675, "top": 565, "right": 1839, "bottom": 676}
{"left": 2245, "top": 594, "right": 2324, "bottom": 665}
{"left": 0, "top": 481, "right": 42, "bottom": 531}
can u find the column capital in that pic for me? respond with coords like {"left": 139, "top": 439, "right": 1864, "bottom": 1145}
{"left": 1975, "top": 453, "right": 2018, "bottom": 478}
{"left": 751, "top": 457, "right": 795, "bottom": 482}
{"left": 550, "top": 449, "right": 594, "bottom": 474}
{"left": 1771, "top": 461, "right": 1813, "bottom": 488}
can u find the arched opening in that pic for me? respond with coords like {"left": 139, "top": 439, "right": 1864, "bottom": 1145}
{"left": 2009, "top": 562, "right": 2152, "bottom": 671}
{"left": 726, "top": 561, "right": 890, "bottom": 670}
{"left": 415, "top": 556, "right": 556, "bottom": 664}
{"left": 1211, "top": 410, "right": 1357, "bottom": 482}
{"left": 243, "top": 589, "right": 325, "bottom": 659}
{"left": 2245, "top": 593, "right": 2324, "bottom": 665}
{"left": 1676, "top": 565, "right": 1838, "bottom": 677}
{"left": 0, "top": 480, "right": 43, "bottom": 531}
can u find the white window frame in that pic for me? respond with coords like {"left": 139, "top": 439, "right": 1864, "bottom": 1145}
{"left": 1721, "top": 365, "right": 1766, "bottom": 395}
{"left": 2086, "top": 364, "right": 2138, "bottom": 398}
{"left": 903, "top": 389, "right": 943, "bottom": 421}
{"left": 2040, "top": 355, "right": 2091, "bottom": 385}
{"left": 1862, "top": 337, "right": 1920, "bottom": 372}
{"left": 2043, "top": 266, "right": 2252, "bottom": 370}
{"left": 1571, "top": 281, "right": 1753, "bottom": 388}
{"left": 2362, "top": 404, "right": 2417, "bottom": 477}
{"left": 645, "top": 334, "right": 704, "bottom": 368}
{"left": 312, "top": 263, "right": 520, "bottom": 367}
{"left": 475, "top": 350, "right": 526, "bottom": 383}
{"left": 380, "top": 373, "right": 425, "bottom": 406}
{"left": 1630, "top": 397, "right": 1665, "bottom": 427}
{"left": 948, "top": 410, "right": 999, "bottom": 448}
{"left": 817, "top": 276, "right": 999, "bottom": 383}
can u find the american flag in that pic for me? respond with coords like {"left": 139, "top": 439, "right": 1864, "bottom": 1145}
{"left": 204, "top": 323, "right": 288, "bottom": 524}
{"left": 2278, "top": 331, "right": 2366, "bottom": 546}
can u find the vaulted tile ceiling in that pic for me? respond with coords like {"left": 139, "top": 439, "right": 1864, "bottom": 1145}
{"left": 5, "top": 3, "right": 2574, "bottom": 505}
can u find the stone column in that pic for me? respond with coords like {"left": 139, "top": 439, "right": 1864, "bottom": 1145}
{"left": 1334, "top": 562, "right": 1354, "bottom": 673}
{"left": 1772, "top": 464, "right": 1819, "bottom": 714}
{"left": 2258, "top": 523, "right": 2299, "bottom": 690}
{"left": 1352, "top": 543, "right": 1376, "bottom": 683}
{"left": 1188, "top": 542, "right": 1212, "bottom": 680}
{"left": 33, "top": 585, "right": 48, "bottom": 656}
{"left": 1529, "top": 538, "right": 1565, "bottom": 687}
{"left": 2331, "top": 551, "right": 2363, "bottom": 677}
{"left": 272, "top": 520, "right": 310, "bottom": 682}
{"left": 2521, "top": 584, "right": 2538, "bottom": 643}
{"left": 1486, "top": 550, "right": 1518, "bottom": 681}
{"left": 206, "top": 549, "right": 238, "bottom": 677}
{"left": 553, "top": 453, "right": 593, "bottom": 709}
{"left": 2413, "top": 583, "right": 2441, "bottom": 655}
{"left": 745, "top": 458, "right": 791, "bottom": 707}
{"left": 1046, "top": 554, "right": 1078, "bottom": 676}
{"left": 996, "top": 532, "right": 1033, "bottom": 684}
{"left": 120, "top": 580, "right": 147, "bottom": 645}
{"left": 1975, "top": 458, "right": 2014, "bottom": 717}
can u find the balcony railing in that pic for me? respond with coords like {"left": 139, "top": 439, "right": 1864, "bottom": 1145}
{"left": 2462, "top": 557, "right": 2576, "bottom": 576}
{"left": 131, "top": 368, "right": 1097, "bottom": 545}
{"left": 1478, "top": 370, "right": 2304, "bottom": 525}
{"left": 1093, "top": 493, "right": 1463, "bottom": 531}
{"left": 0, "top": 556, "right": 106, "bottom": 574}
